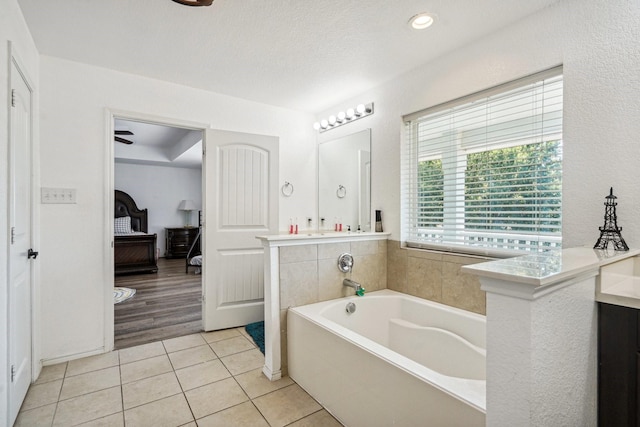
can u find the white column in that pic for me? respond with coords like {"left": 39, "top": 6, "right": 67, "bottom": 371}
{"left": 481, "top": 274, "right": 598, "bottom": 426}
{"left": 463, "top": 248, "right": 640, "bottom": 425}
{"left": 261, "top": 243, "right": 281, "bottom": 381}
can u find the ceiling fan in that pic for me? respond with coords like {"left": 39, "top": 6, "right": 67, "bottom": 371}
{"left": 171, "top": 0, "right": 214, "bottom": 6}
{"left": 115, "top": 130, "right": 134, "bottom": 145}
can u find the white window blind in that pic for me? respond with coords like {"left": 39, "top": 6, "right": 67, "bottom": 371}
{"left": 402, "top": 67, "right": 563, "bottom": 256}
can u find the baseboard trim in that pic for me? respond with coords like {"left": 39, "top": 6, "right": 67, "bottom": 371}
{"left": 41, "top": 347, "right": 106, "bottom": 366}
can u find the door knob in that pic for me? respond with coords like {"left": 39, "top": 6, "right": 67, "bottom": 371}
{"left": 27, "top": 249, "right": 38, "bottom": 259}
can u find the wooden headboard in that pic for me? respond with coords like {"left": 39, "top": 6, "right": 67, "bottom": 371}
{"left": 115, "top": 190, "right": 148, "bottom": 233}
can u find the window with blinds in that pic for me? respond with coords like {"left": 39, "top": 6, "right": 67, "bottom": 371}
{"left": 402, "top": 67, "right": 563, "bottom": 256}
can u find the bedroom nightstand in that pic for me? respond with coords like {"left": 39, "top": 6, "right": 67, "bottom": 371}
{"left": 165, "top": 227, "right": 199, "bottom": 258}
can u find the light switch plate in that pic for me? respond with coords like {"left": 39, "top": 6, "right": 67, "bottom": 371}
{"left": 41, "top": 188, "right": 76, "bottom": 204}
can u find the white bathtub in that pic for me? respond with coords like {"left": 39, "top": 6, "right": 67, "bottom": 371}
{"left": 287, "top": 289, "right": 486, "bottom": 427}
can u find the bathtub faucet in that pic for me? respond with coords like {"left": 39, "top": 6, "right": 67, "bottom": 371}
{"left": 343, "top": 278, "right": 366, "bottom": 297}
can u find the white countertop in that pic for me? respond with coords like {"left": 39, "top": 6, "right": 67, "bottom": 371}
{"left": 463, "top": 246, "right": 640, "bottom": 288}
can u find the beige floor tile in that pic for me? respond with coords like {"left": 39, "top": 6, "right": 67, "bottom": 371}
{"left": 66, "top": 351, "right": 119, "bottom": 377}
{"left": 288, "top": 409, "right": 343, "bottom": 427}
{"left": 180, "top": 423, "right": 197, "bottom": 427}
{"left": 162, "top": 333, "right": 207, "bottom": 353}
{"left": 14, "top": 403, "right": 56, "bottom": 427}
{"left": 196, "top": 401, "right": 269, "bottom": 427}
{"left": 234, "top": 368, "right": 294, "bottom": 399}
{"left": 34, "top": 363, "right": 67, "bottom": 385}
{"left": 77, "top": 412, "right": 125, "bottom": 426}
{"left": 237, "top": 326, "right": 252, "bottom": 340}
{"left": 120, "top": 354, "right": 173, "bottom": 384}
{"left": 168, "top": 344, "right": 217, "bottom": 370}
{"left": 220, "top": 349, "right": 264, "bottom": 376}
{"left": 201, "top": 328, "right": 241, "bottom": 343}
{"left": 119, "top": 341, "right": 166, "bottom": 365}
{"left": 21, "top": 379, "right": 62, "bottom": 411}
{"left": 59, "top": 366, "right": 121, "bottom": 401}
{"left": 124, "top": 393, "right": 194, "bottom": 427}
{"left": 175, "top": 359, "right": 231, "bottom": 391}
{"left": 122, "top": 371, "right": 182, "bottom": 410}
{"left": 53, "top": 386, "right": 122, "bottom": 426}
{"left": 253, "top": 384, "right": 322, "bottom": 427}
{"left": 210, "top": 336, "right": 256, "bottom": 358}
{"left": 184, "top": 377, "right": 249, "bottom": 419}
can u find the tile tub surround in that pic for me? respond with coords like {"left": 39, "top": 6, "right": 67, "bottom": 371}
{"left": 280, "top": 240, "right": 387, "bottom": 374}
{"left": 257, "top": 232, "right": 389, "bottom": 381}
{"left": 387, "top": 240, "right": 492, "bottom": 315}
{"left": 15, "top": 328, "right": 341, "bottom": 427}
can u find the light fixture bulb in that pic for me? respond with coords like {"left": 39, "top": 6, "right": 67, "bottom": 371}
{"left": 346, "top": 108, "right": 355, "bottom": 119}
{"left": 410, "top": 13, "right": 434, "bottom": 30}
{"left": 315, "top": 103, "right": 373, "bottom": 131}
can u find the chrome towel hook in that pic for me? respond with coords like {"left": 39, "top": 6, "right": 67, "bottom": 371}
{"left": 336, "top": 185, "right": 346, "bottom": 199}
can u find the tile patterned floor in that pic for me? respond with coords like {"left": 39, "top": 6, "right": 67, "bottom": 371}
{"left": 15, "top": 328, "right": 343, "bottom": 427}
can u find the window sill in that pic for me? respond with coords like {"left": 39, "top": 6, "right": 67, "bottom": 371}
{"left": 403, "top": 241, "right": 524, "bottom": 260}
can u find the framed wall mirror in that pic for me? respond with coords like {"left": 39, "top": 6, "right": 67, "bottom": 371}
{"left": 318, "top": 129, "right": 371, "bottom": 231}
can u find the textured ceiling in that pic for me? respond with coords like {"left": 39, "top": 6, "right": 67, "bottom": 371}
{"left": 114, "top": 119, "right": 203, "bottom": 169}
{"left": 18, "top": 0, "right": 559, "bottom": 113}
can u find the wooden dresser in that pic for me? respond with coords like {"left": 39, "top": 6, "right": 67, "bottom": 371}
{"left": 165, "top": 227, "right": 199, "bottom": 258}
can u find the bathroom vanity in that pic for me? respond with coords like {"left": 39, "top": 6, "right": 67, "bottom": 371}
{"left": 596, "top": 255, "right": 640, "bottom": 426}
{"left": 598, "top": 302, "right": 640, "bottom": 426}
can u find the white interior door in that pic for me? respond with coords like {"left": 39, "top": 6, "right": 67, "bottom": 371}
{"left": 8, "top": 56, "right": 34, "bottom": 425}
{"left": 202, "top": 129, "right": 278, "bottom": 331}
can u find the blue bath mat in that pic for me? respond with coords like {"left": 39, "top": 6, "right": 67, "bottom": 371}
{"left": 245, "top": 321, "right": 265, "bottom": 355}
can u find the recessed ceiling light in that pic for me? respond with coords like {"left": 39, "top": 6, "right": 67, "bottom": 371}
{"left": 409, "top": 13, "right": 434, "bottom": 30}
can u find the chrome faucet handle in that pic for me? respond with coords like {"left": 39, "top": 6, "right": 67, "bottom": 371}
{"left": 337, "top": 253, "right": 354, "bottom": 273}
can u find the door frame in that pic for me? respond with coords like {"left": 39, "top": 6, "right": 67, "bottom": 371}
{"left": 103, "top": 109, "right": 208, "bottom": 350}
{"left": 6, "top": 41, "right": 40, "bottom": 423}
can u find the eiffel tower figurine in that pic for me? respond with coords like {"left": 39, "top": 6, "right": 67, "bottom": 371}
{"left": 594, "top": 187, "right": 629, "bottom": 251}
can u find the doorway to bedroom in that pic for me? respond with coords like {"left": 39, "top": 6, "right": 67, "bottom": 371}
{"left": 112, "top": 117, "right": 204, "bottom": 349}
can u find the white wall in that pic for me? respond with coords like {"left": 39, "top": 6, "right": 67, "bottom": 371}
{"left": 38, "top": 56, "right": 316, "bottom": 362}
{"left": 115, "top": 162, "right": 202, "bottom": 256}
{"left": 0, "top": 0, "right": 40, "bottom": 423}
{"left": 29, "top": 0, "right": 640, "bottom": 371}
{"left": 317, "top": 0, "right": 640, "bottom": 250}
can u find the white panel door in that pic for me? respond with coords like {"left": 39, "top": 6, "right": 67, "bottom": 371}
{"left": 8, "top": 58, "right": 33, "bottom": 425}
{"left": 203, "top": 129, "right": 278, "bottom": 330}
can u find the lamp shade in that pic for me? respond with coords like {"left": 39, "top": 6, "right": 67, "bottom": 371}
{"left": 178, "top": 199, "right": 197, "bottom": 211}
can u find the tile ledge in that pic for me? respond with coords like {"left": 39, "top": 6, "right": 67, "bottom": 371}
{"left": 257, "top": 232, "right": 390, "bottom": 247}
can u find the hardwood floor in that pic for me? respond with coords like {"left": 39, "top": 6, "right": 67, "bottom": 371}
{"left": 114, "top": 257, "right": 202, "bottom": 349}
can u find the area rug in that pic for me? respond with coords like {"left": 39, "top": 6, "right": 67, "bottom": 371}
{"left": 245, "top": 321, "right": 265, "bottom": 354}
{"left": 114, "top": 287, "right": 136, "bottom": 304}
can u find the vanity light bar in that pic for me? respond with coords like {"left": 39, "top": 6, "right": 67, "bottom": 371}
{"left": 313, "top": 103, "right": 374, "bottom": 133}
